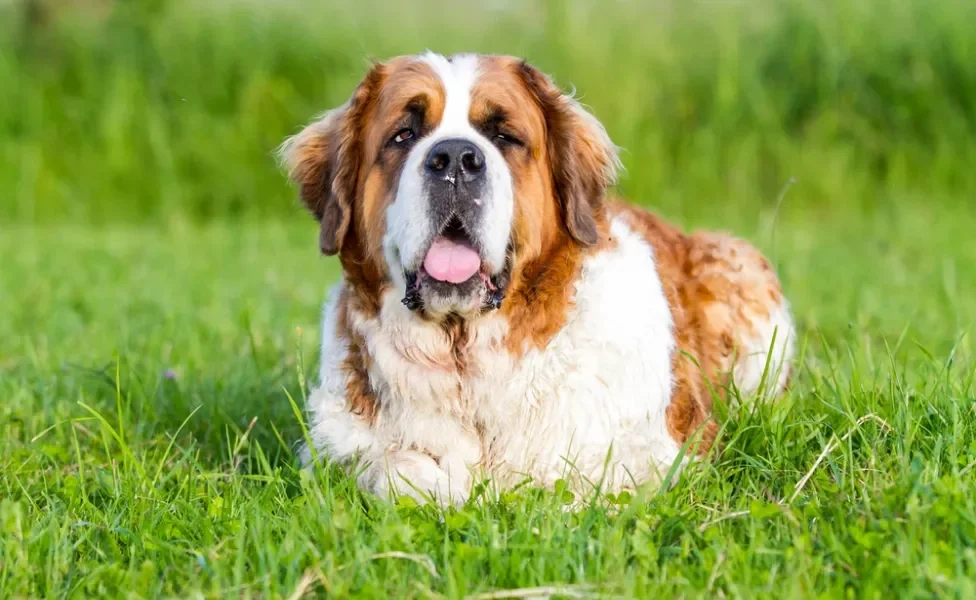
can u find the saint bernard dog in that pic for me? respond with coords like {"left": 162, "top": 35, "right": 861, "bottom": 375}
{"left": 279, "top": 52, "right": 795, "bottom": 505}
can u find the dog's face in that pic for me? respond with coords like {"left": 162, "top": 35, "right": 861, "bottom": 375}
{"left": 280, "top": 53, "right": 619, "bottom": 320}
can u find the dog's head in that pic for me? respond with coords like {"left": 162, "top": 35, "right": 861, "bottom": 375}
{"left": 279, "top": 53, "right": 619, "bottom": 320}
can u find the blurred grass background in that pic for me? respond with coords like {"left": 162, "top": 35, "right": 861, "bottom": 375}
{"left": 3, "top": 0, "right": 975, "bottom": 225}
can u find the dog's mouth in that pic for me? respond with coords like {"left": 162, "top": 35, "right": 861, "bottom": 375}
{"left": 402, "top": 216, "right": 508, "bottom": 313}
{"left": 422, "top": 216, "right": 483, "bottom": 284}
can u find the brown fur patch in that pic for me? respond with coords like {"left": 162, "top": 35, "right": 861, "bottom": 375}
{"left": 335, "top": 288, "right": 379, "bottom": 423}
{"left": 685, "top": 231, "right": 787, "bottom": 388}
{"left": 501, "top": 219, "right": 615, "bottom": 355}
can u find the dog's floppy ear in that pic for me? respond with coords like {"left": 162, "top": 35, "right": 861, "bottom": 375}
{"left": 278, "top": 66, "right": 385, "bottom": 255}
{"left": 517, "top": 61, "right": 621, "bottom": 246}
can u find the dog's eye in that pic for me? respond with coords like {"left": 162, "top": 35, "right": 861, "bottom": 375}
{"left": 493, "top": 132, "right": 522, "bottom": 147}
{"left": 392, "top": 128, "right": 415, "bottom": 144}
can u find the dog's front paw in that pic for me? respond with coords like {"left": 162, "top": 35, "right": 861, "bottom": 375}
{"left": 365, "top": 450, "right": 471, "bottom": 507}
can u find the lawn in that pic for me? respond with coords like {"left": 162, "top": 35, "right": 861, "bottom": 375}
{"left": 3, "top": 0, "right": 976, "bottom": 598}
{"left": 3, "top": 206, "right": 974, "bottom": 598}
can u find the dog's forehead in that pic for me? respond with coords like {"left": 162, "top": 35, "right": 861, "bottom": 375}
{"left": 418, "top": 52, "right": 481, "bottom": 94}
{"left": 373, "top": 53, "right": 529, "bottom": 124}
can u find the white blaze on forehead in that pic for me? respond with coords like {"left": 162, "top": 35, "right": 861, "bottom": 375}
{"left": 421, "top": 52, "right": 481, "bottom": 135}
{"left": 383, "top": 52, "right": 515, "bottom": 289}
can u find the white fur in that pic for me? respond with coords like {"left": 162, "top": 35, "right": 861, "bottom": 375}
{"left": 302, "top": 217, "right": 687, "bottom": 504}
{"left": 383, "top": 53, "right": 514, "bottom": 282}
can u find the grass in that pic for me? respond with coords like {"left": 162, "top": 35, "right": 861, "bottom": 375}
{"left": 2, "top": 205, "right": 975, "bottom": 598}
{"left": 3, "top": 0, "right": 976, "bottom": 597}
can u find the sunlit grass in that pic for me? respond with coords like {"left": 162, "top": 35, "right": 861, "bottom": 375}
{"left": 1, "top": 205, "right": 974, "bottom": 597}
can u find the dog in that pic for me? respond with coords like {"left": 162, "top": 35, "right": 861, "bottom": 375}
{"left": 279, "top": 52, "right": 795, "bottom": 505}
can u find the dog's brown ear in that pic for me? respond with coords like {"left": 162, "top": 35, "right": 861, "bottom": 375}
{"left": 278, "top": 66, "right": 385, "bottom": 255}
{"left": 517, "top": 61, "right": 621, "bottom": 246}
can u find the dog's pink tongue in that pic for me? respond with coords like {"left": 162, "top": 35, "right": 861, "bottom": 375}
{"left": 423, "top": 238, "right": 481, "bottom": 284}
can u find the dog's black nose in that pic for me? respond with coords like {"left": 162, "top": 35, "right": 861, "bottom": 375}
{"left": 425, "top": 138, "right": 485, "bottom": 183}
